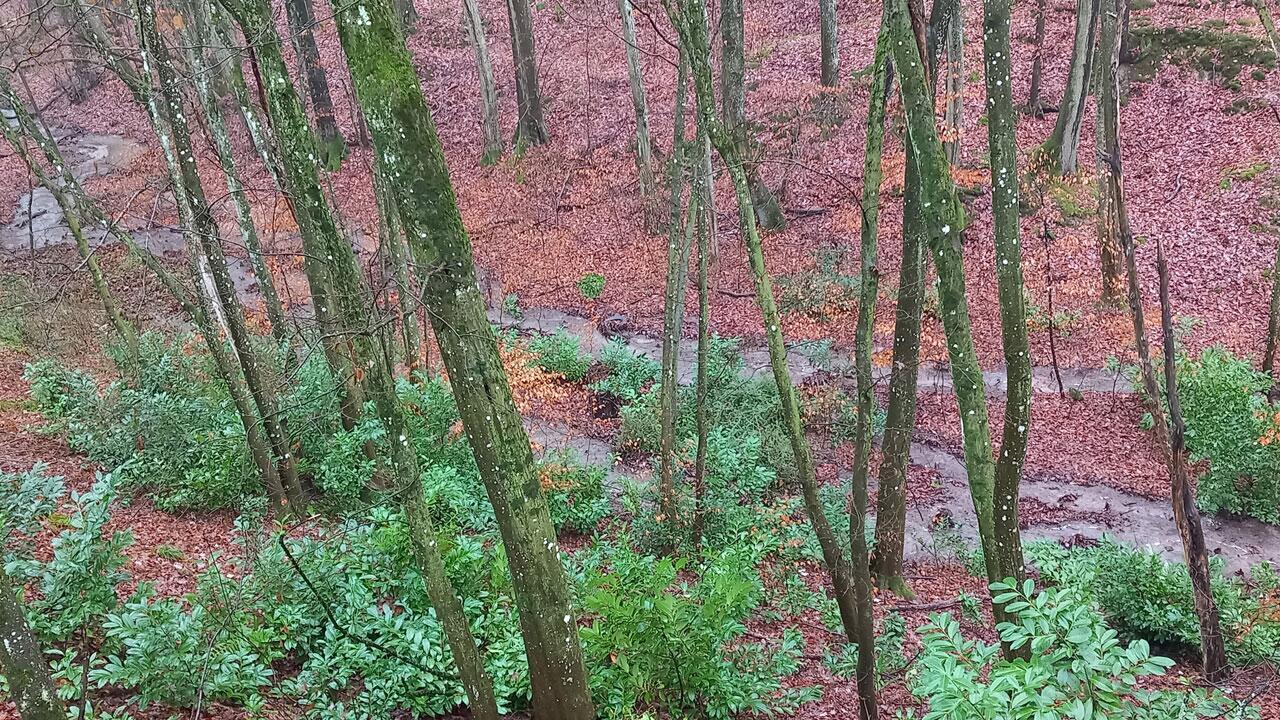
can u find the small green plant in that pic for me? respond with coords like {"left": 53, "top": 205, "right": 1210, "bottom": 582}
{"left": 589, "top": 339, "right": 659, "bottom": 403}
{"left": 529, "top": 329, "right": 591, "bottom": 381}
{"left": 502, "top": 292, "right": 523, "bottom": 319}
{"left": 154, "top": 545, "right": 185, "bottom": 561}
{"left": 539, "top": 454, "right": 609, "bottom": 535}
{"left": 577, "top": 272, "right": 606, "bottom": 300}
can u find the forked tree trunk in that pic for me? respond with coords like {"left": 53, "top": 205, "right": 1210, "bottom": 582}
{"left": 819, "top": 0, "right": 839, "bottom": 86}
{"left": 1043, "top": 0, "right": 1099, "bottom": 174}
{"left": 669, "top": 0, "right": 861, "bottom": 645}
{"left": 506, "top": 0, "right": 548, "bottom": 146}
{"left": 1026, "top": 0, "right": 1048, "bottom": 115}
{"left": 619, "top": 0, "right": 659, "bottom": 227}
{"left": 983, "top": 0, "right": 1031, "bottom": 619}
{"left": 889, "top": 0, "right": 1023, "bottom": 624}
{"left": 0, "top": 567, "right": 64, "bottom": 720}
{"left": 282, "top": 0, "right": 345, "bottom": 170}
{"left": 462, "top": 0, "right": 504, "bottom": 164}
{"left": 329, "top": 2, "right": 595, "bottom": 716}
{"left": 848, "top": 22, "right": 889, "bottom": 720}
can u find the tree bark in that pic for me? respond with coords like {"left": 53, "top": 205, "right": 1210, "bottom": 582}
{"left": 506, "top": 0, "right": 548, "bottom": 146}
{"left": 819, "top": 0, "right": 839, "bottom": 86}
{"left": 462, "top": 0, "right": 504, "bottom": 164}
{"left": 329, "top": 2, "right": 595, "bottom": 716}
{"left": 1026, "top": 0, "right": 1047, "bottom": 115}
{"left": 928, "top": 0, "right": 963, "bottom": 163}
{"left": 669, "top": 0, "right": 860, "bottom": 645}
{"left": 620, "top": 0, "right": 659, "bottom": 228}
{"left": 282, "top": 0, "right": 345, "bottom": 170}
{"left": 0, "top": 567, "right": 64, "bottom": 720}
{"left": 983, "top": 0, "right": 1031, "bottom": 629}
{"left": 1095, "top": 0, "right": 1125, "bottom": 303}
{"left": 692, "top": 124, "right": 715, "bottom": 547}
{"left": 1043, "top": 0, "right": 1099, "bottom": 174}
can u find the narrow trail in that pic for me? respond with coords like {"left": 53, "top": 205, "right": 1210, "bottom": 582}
{"left": 7, "top": 129, "right": 1278, "bottom": 575}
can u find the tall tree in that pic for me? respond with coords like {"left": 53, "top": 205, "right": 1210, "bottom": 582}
{"left": 983, "top": 0, "right": 1030, "bottom": 602}
{"left": 1094, "top": 0, "right": 1125, "bottom": 304}
{"left": 1026, "top": 0, "right": 1048, "bottom": 115}
{"left": 1042, "top": 0, "right": 1099, "bottom": 174}
{"left": 929, "top": 0, "right": 963, "bottom": 163}
{"left": 328, "top": 1, "right": 595, "bottom": 716}
{"left": 620, "top": 0, "right": 659, "bottom": 227}
{"left": 719, "top": 0, "right": 786, "bottom": 230}
{"left": 888, "top": 0, "right": 1024, "bottom": 623}
{"left": 462, "top": 0, "right": 504, "bottom": 164}
{"left": 507, "top": 0, "right": 548, "bottom": 145}
{"left": 666, "top": 0, "right": 862, "bottom": 645}
{"left": 691, "top": 124, "right": 715, "bottom": 546}
{"left": 819, "top": 0, "right": 838, "bottom": 86}
{"left": 0, "top": 567, "right": 63, "bottom": 720}
{"left": 282, "top": 0, "right": 345, "bottom": 170}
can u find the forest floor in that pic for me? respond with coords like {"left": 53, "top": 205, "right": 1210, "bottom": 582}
{"left": 2, "top": 0, "right": 1280, "bottom": 714}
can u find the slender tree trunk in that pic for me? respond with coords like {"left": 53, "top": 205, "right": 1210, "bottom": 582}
{"left": 889, "top": 0, "right": 1019, "bottom": 623}
{"left": 1027, "top": 0, "right": 1047, "bottom": 115}
{"left": 506, "top": 0, "right": 548, "bottom": 146}
{"left": 670, "top": 0, "right": 860, "bottom": 644}
{"left": 329, "top": 3, "right": 594, "bottom": 716}
{"left": 282, "top": 0, "right": 345, "bottom": 170}
{"left": 658, "top": 57, "right": 690, "bottom": 530}
{"left": 1043, "top": 0, "right": 1099, "bottom": 174}
{"left": 1095, "top": 0, "right": 1125, "bottom": 304}
{"left": 462, "top": 0, "right": 504, "bottom": 164}
{"left": 1264, "top": 234, "right": 1280, "bottom": 376}
{"left": 395, "top": 0, "right": 419, "bottom": 33}
{"left": 692, "top": 126, "right": 714, "bottom": 547}
{"left": 620, "top": 0, "right": 659, "bottom": 228}
{"left": 57, "top": 1, "right": 99, "bottom": 104}
{"left": 848, "top": 24, "right": 888, "bottom": 719}
{"left": 819, "top": 0, "right": 839, "bottom": 86}
{"left": 983, "top": 0, "right": 1031, "bottom": 623}
{"left": 940, "top": 3, "right": 963, "bottom": 163}
{"left": 1258, "top": 0, "right": 1280, "bottom": 56}
{"left": 0, "top": 567, "right": 64, "bottom": 720}
{"left": 719, "top": 0, "right": 786, "bottom": 231}
{"left": 376, "top": 175, "right": 422, "bottom": 375}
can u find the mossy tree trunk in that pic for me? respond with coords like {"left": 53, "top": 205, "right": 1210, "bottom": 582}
{"left": 692, "top": 123, "right": 715, "bottom": 546}
{"left": 328, "top": 2, "right": 594, "bottom": 716}
{"left": 462, "top": 0, "right": 504, "bottom": 164}
{"left": 848, "top": 22, "right": 889, "bottom": 719}
{"left": 506, "top": 0, "right": 548, "bottom": 146}
{"left": 620, "top": 0, "right": 659, "bottom": 228}
{"left": 282, "top": 0, "right": 345, "bottom": 170}
{"left": 719, "top": 0, "right": 786, "bottom": 231}
{"left": 0, "top": 567, "right": 64, "bottom": 720}
{"left": 928, "top": 0, "right": 963, "bottom": 163}
{"left": 668, "top": 0, "right": 861, "bottom": 645}
{"left": 983, "top": 0, "right": 1030, "bottom": 615}
{"left": 1043, "top": 0, "right": 1099, "bottom": 174}
{"left": 819, "top": 0, "right": 838, "bottom": 86}
{"left": 889, "top": 0, "right": 1024, "bottom": 623}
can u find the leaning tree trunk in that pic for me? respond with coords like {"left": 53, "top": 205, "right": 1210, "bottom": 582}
{"left": 1043, "top": 0, "right": 1099, "bottom": 174}
{"left": 720, "top": 0, "right": 786, "bottom": 231}
{"left": 819, "top": 0, "right": 839, "bottom": 86}
{"left": 983, "top": 0, "right": 1031, "bottom": 626}
{"left": 889, "top": 0, "right": 1022, "bottom": 623}
{"left": 506, "top": 0, "right": 549, "bottom": 145}
{"left": 282, "top": 0, "right": 345, "bottom": 170}
{"left": 462, "top": 0, "right": 504, "bottom": 164}
{"left": 0, "top": 567, "right": 64, "bottom": 720}
{"left": 658, "top": 57, "right": 691, "bottom": 531}
{"left": 328, "top": 2, "right": 595, "bottom": 717}
{"left": 1027, "top": 0, "right": 1048, "bottom": 115}
{"left": 848, "top": 23, "right": 889, "bottom": 720}
{"left": 619, "top": 0, "right": 659, "bottom": 228}
{"left": 669, "top": 0, "right": 861, "bottom": 645}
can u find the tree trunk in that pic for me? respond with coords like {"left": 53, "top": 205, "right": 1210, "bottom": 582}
{"left": 329, "top": 2, "right": 594, "bottom": 716}
{"left": 282, "top": 0, "right": 345, "bottom": 170}
{"left": 506, "top": 0, "right": 548, "bottom": 146}
{"left": 658, "top": 57, "right": 690, "bottom": 531}
{"left": 940, "top": 2, "right": 963, "bottom": 163}
{"left": 462, "top": 0, "right": 504, "bottom": 164}
{"left": 1095, "top": 0, "right": 1125, "bottom": 304}
{"left": 692, "top": 125, "right": 715, "bottom": 547}
{"left": 1265, "top": 235, "right": 1280, "bottom": 376}
{"left": 848, "top": 24, "right": 889, "bottom": 720}
{"left": 1027, "top": 0, "right": 1047, "bottom": 115}
{"left": 670, "top": 0, "right": 860, "bottom": 645}
{"left": 983, "top": 0, "right": 1031, "bottom": 624}
{"left": 0, "top": 567, "right": 64, "bottom": 720}
{"left": 719, "top": 0, "right": 786, "bottom": 231}
{"left": 819, "top": 0, "right": 839, "bottom": 86}
{"left": 1043, "top": 0, "right": 1099, "bottom": 174}
{"left": 57, "top": 1, "right": 100, "bottom": 104}
{"left": 620, "top": 0, "right": 659, "bottom": 228}
{"left": 396, "top": 0, "right": 419, "bottom": 33}
{"left": 889, "top": 0, "right": 1018, "bottom": 623}
{"left": 376, "top": 174, "right": 422, "bottom": 375}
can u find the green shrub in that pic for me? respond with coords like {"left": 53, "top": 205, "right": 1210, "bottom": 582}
{"left": 905, "top": 579, "right": 1253, "bottom": 719}
{"left": 540, "top": 454, "right": 610, "bottom": 534}
{"left": 580, "top": 542, "right": 814, "bottom": 719}
{"left": 589, "top": 338, "right": 659, "bottom": 403}
{"left": 577, "top": 272, "right": 606, "bottom": 300}
{"left": 313, "top": 410, "right": 384, "bottom": 507}
{"left": 1028, "top": 538, "right": 1280, "bottom": 665}
{"left": 1175, "top": 347, "right": 1279, "bottom": 523}
{"left": 530, "top": 329, "right": 591, "bottom": 381}
{"left": 1, "top": 463, "right": 66, "bottom": 563}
